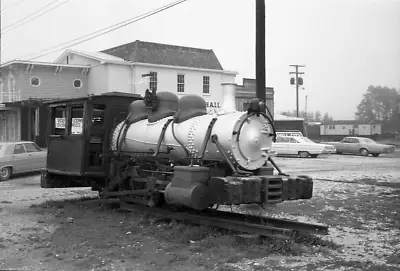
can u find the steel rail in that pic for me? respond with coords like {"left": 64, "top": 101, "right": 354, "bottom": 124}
{"left": 202, "top": 209, "right": 329, "bottom": 235}
{"left": 119, "top": 200, "right": 328, "bottom": 238}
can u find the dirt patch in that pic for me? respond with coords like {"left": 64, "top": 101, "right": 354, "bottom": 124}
{"left": 5, "top": 197, "right": 340, "bottom": 271}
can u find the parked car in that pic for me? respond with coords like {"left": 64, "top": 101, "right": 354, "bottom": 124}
{"left": 320, "top": 136, "right": 395, "bottom": 157}
{"left": 0, "top": 141, "right": 46, "bottom": 181}
{"left": 272, "top": 136, "right": 336, "bottom": 158}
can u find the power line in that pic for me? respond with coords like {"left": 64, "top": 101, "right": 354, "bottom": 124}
{"left": 15, "top": 0, "right": 188, "bottom": 61}
{"left": 2, "top": 0, "right": 60, "bottom": 31}
{"left": 0, "top": 0, "right": 27, "bottom": 12}
{"left": 2, "top": 0, "right": 70, "bottom": 34}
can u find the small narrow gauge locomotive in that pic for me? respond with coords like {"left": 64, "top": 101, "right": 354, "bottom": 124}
{"left": 41, "top": 86, "right": 313, "bottom": 211}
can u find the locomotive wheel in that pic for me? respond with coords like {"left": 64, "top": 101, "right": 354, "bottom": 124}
{"left": 148, "top": 190, "right": 164, "bottom": 208}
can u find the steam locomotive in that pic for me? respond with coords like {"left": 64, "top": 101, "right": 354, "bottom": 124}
{"left": 41, "top": 84, "right": 313, "bottom": 211}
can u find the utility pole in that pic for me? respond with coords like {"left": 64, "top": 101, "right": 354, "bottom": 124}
{"left": 0, "top": 0, "right": 2, "bottom": 77}
{"left": 255, "top": 0, "right": 266, "bottom": 110}
{"left": 289, "top": 65, "right": 306, "bottom": 117}
{"left": 305, "top": 95, "right": 308, "bottom": 121}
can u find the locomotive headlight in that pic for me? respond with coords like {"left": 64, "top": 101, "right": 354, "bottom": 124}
{"left": 231, "top": 113, "right": 274, "bottom": 170}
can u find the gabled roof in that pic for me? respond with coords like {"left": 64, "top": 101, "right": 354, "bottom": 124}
{"left": 54, "top": 49, "right": 127, "bottom": 64}
{"left": 101, "top": 40, "right": 224, "bottom": 70}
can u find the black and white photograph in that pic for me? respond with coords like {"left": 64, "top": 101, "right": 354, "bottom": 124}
{"left": 0, "top": 0, "right": 399, "bottom": 270}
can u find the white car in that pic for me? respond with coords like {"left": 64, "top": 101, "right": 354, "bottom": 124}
{"left": 272, "top": 136, "right": 336, "bottom": 158}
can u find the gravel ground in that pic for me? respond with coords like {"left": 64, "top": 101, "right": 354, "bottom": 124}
{"left": 0, "top": 150, "right": 399, "bottom": 271}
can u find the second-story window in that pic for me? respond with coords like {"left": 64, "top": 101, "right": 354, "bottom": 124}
{"left": 203, "top": 76, "right": 210, "bottom": 94}
{"left": 177, "top": 74, "right": 185, "bottom": 93}
{"left": 149, "top": 72, "right": 157, "bottom": 91}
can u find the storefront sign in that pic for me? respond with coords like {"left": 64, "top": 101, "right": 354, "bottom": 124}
{"left": 206, "top": 101, "right": 220, "bottom": 108}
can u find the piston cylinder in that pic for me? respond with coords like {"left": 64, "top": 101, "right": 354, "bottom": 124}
{"left": 164, "top": 182, "right": 210, "bottom": 211}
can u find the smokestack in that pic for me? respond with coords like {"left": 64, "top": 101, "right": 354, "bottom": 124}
{"left": 219, "top": 82, "right": 237, "bottom": 114}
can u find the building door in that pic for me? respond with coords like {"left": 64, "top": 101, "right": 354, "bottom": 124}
{"left": 27, "top": 107, "right": 38, "bottom": 142}
{"left": 0, "top": 117, "right": 6, "bottom": 141}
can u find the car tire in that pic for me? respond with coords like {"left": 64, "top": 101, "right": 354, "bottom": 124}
{"left": 360, "top": 148, "right": 369, "bottom": 156}
{"left": 299, "top": 151, "right": 310, "bottom": 158}
{"left": 372, "top": 153, "right": 380, "bottom": 157}
{"left": 0, "top": 167, "right": 12, "bottom": 182}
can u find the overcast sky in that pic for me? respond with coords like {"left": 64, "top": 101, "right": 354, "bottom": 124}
{"left": 1, "top": 0, "right": 399, "bottom": 119}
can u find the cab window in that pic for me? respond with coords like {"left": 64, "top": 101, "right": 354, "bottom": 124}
{"left": 69, "top": 105, "right": 84, "bottom": 135}
{"left": 52, "top": 106, "right": 66, "bottom": 135}
{"left": 289, "top": 137, "right": 299, "bottom": 143}
{"left": 92, "top": 104, "right": 106, "bottom": 129}
{"left": 13, "top": 144, "right": 26, "bottom": 154}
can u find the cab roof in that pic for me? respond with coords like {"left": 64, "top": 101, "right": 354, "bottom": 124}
{"left": 45, "top": 92, "right": 143, "bottom": 106}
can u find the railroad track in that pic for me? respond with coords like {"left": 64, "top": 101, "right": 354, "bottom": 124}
{"left": 119, "top": 200, "right": 329, "bottom": 238}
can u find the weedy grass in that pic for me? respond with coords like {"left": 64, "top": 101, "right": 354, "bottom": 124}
{"left": 25, "top": 196, "right": 345, "bottom": 271}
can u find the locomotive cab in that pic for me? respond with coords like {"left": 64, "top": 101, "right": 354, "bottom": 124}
{"left": 40, "top": 92, "right": 142, "bottom": 188}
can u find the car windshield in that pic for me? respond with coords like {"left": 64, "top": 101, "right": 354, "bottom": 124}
{"left": 362, "top": 138, "right": 376, "bottom": 144}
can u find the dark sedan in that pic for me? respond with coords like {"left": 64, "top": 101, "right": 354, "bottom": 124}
{"left": 0, "top": 141, "right": 47, "bottom": 181}
{"left": 320, "top": 137, "right": 395, "bottom": 157}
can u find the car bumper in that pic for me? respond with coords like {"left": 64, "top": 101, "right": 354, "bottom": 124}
{"left": 382, "top": 147, "right": 395, "bottom": 154}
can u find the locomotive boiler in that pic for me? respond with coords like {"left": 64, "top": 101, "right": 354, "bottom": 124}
{"left": 103, "top": 84, "right": 313, "bottom": 211}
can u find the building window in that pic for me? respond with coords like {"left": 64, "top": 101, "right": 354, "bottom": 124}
{"left": 30, "top": 76, "right": 40, "bottom": 87}
{"left": 203, "top": 76, "right": 210, "bottom": 94}
{"left": 149, "top": 72, "right": 157, "bottom": 91}
{"left": 73, "top": 79, "right": 82, "bottom": 89}
{"left": 177, "top": 74, "right": 185, "bottom": 93}
{"left": 8, "top": 72, "right": 16, "bottom": 102}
